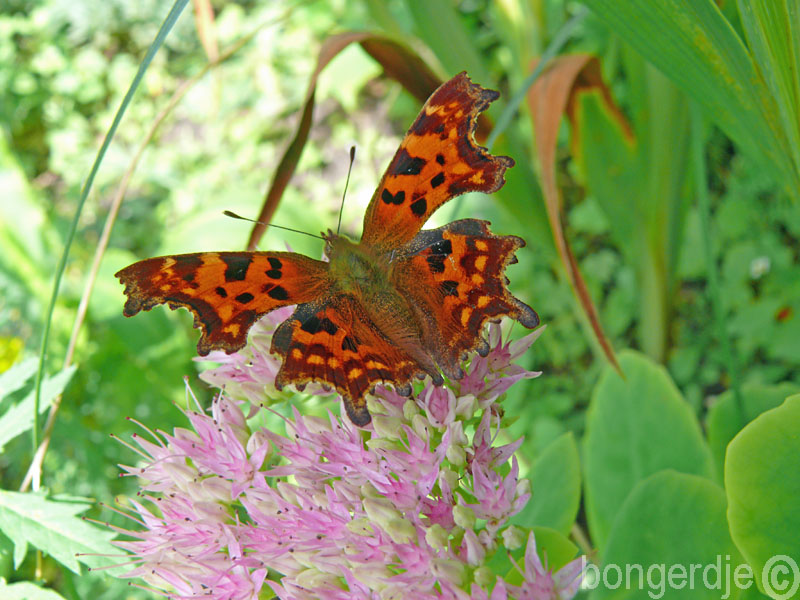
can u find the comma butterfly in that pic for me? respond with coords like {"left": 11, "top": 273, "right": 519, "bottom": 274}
{"left": 116, "top": 72, "right": 539, "bottom": 426}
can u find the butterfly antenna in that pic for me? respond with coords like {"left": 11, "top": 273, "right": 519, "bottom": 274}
{"left": 223, "top": 211, "right": 324, "bottom": 240}
{"left": 337, "top": 146, "right": 356, "bottom": 235}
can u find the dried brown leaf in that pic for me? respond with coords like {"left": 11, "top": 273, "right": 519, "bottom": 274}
{"left": 528, "top": 55, "right": 624, "bottom": 374}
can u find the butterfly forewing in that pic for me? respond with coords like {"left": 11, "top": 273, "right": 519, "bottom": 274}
{"left": 115, "top": 252, "right": 330, "bottom": 355}
{"left": 360, "top": 72, "right": 514, "bottom": 250}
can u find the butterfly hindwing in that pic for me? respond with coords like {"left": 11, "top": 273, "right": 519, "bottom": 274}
{"left": 394, "top": 219, "right": 539, "bottom": 376}
{"left": 115, "top": 252, "right": 329, "bottom": 355}
{"left": 270, "top": 300, "right": 422, "bottom": 426}
{"left": 360, "top": 72, "right": 514, "bottom": 249}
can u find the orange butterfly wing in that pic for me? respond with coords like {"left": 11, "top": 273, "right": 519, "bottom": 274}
{"left": 394, "top": 220, "right": 538, "bottom": 378}
{"left": 270, "top": 299, "right": 428, "bottom": 426}
{"left": 115, "top": 252, "right": 329, "bottom": 355}
{"left": 360, "top": 71, "right": 513, "bottom": 249}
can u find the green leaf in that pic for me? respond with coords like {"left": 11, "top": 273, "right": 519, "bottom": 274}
{"left": 0, "top": 582, "right": 67, "bottom": 600}
{"left": 725, "top": 394, "right": 800, "bottom": 597}
{"left": 0, "top": 366, "right": 75, "bottom": 452}
{"left": 404, "top": 0, "right": 492, "bottom": 86}
{"left": 584, "top": 351, "right": 714, "bottom": 548}
{"left": 0, "top": 491, "right": 120, "bottom": 574}
{"left": 580, "top": 0, "right": 799, "bottom": 197}
{"left": 572, "top": 59, "right": 690, "bottom": 361}
{"left": 706, "top": 382, "right": 800, "bottom": 482}
{"left": 0, "top": 358, "right": 38, "bottom": 401}
{"left": 514, "top": 433, "right": 581, "bottom": 534}
{"left": 532, "top": 526, "right": 580, "bottom": 573}
{"left": 736, "top": 0, "right": 800, "bottom": 186}
{"left": 590, "top": 470, "right": 744, "bottom": 599}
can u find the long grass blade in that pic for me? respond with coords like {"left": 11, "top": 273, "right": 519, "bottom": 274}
{"left": 31, "top": 0, "right": 190, "bottom": 458}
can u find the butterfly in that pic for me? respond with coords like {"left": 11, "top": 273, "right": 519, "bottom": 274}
{"left": 116, "top": 72, "right": 539, "bottom": 426}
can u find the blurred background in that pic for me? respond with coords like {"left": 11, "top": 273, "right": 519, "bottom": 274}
{"left": 1, "top": 0, "right": 798, "bottom": 597}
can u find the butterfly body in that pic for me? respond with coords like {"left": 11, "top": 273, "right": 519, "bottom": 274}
{"left": 325, "top": 233, "right": 395, "bottom": 298}
{"left": 117, "top": 72, "right": 539, "bottom": 426}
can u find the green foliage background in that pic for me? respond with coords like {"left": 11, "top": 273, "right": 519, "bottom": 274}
{"left": 0, "top": 0, "right": 798, "bottom": 598}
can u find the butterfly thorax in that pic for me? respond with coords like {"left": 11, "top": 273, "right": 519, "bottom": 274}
{"left": 324, "top": 233, "right": 420, "bottom": 337}
{"left": 325, "top": 234, "right": 393, "bottom": 296}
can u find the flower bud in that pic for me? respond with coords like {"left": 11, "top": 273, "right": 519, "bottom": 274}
{"left": 473, "top": 565, "right": 494, "bottom": 587}
{"left": 453, "top": 504, "right": 476, "bottom": 530}
{"left": 403, "top": 400, "right": 420, "bottom": 421}
{"left": 364, "top": 498, "right": 402, "bottom": 529}
{"left": 446, "top": 443, "right": 466, "bottom": 467}
{"left": 431, "top": 558, "right": 466, "bottom": 586}
{"left": 386, "top": 517, "right": 416, "bottom": 544}
{"left": 346, "top": 518, "right": 375, "bottom": 536}
{"left": 411, "top": 414, "right": 430, "bottom": 441}
{"left": 372, "top": 415, "right": 403, "bottom": 440}
{"left": 501, "top": 525, "right": 526, "bottom": 550}
{"left": 425, "top": 523, "right": 449, "bottom": 552}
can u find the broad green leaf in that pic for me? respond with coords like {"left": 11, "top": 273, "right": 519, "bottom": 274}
{"left": 0, "top": 357, "right": 37, "bottom": 401}
{"left": 584, "top": 351, "right": 714, "bottom": 548}
{"left": 0, "top": 582, "right": 67, "bottom": 600}
{"left": 514, "top": 433, "right": 581, "bottom": 534}
{"left": 580, "top": 0, "right": 799, "bottom": 197}
{"left": 726, "top": 394, "right": 800, "bottom": 597}
{"left": 591, "top": 470, "right": 744, "bottom": 599}
{"left": 706, "top": 382, "right": 800, "bottom": 482}
{"left": 0, "top": 491, "right": 120, "bottom": 574}
{"left": 0, "top": 366, "right": 75, "bottom": 452}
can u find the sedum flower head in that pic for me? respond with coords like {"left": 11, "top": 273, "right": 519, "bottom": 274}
{"left": 115, "top": 317, "right": 583, "bottom": 599}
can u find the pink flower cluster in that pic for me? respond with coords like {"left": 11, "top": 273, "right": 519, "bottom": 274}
{"left": 115, "top": 315, "right": 583, "bottom": 599}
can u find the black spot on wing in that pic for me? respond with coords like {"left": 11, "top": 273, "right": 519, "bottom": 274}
{"left": 391, "top": 149, "right": 426, "bottom": 176}
{"left": 222, "top": 255, "right": 252, "bottom": 282}
{"left": 427, "top": 254, "right": 446, "bottom": 274}
{"left": 381, "top": 189, "right": 405, "bottom": 205}
{"left": 409, "top": 111, "right": 444, "bottom": 137}
{"left": 216, "top": 287, "right": 228, "bottom": 298}
{"left": 430, "top": 238, "right": 452, "bottom": 256}
{"left": 448, "top": 181, "right": 467, "bottom": 196}
{"left": 410, "top": 198, "right": 427, "bottom": 217}
{"left": 300, "top": 314, "right": 338, "bottom": 335}
{"left": 430, "top": 172, "right": 445, "bottom": 188}
{"left": 341, "top": 335, "right": 358, "bottom": 352}
{"left": 266, "top": 269, "right": 282, "bottom": 279}
{"left": 441, "top": 280, "right": 459, "bottom": 296}
{"left": 268, "top": 257, "right": 282, "bottom": 270}
{"left": 268, "top": 286, "right": 289, "bottom": 301}
{"left": 174, "top": 254, "right": 203, "bottom": 271}
{"left": 436, "top": 154, "right": 445, "bottom": 165}
{"left": 235, "top": 292, "right": 254, "bottom": 304}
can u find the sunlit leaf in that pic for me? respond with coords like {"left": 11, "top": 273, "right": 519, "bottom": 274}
{"left": 0, "top": 491, "right": 119, "bottom": 574}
